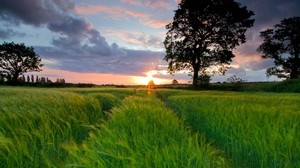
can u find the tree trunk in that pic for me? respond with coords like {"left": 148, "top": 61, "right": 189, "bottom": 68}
{"left": 290, "top": 66, "right": 298, "bottom": 79}
{"left": 192, "top": 63, "right": 200, "bottom": 87}
{"left": 192, "top": 70, "right": 198, "bottom": 87}
{"left": 12, "top": 71, "right": 19, "bottom": 83}
{"left": 290, "top": 49, "right": 300, "bottom": 79}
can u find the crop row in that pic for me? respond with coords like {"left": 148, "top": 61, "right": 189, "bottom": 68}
{"left": 0, "top": 87, "right": 132, "bottom": 167}
{"left": 65, "top": 91, "right": 228, "bottom": 167}
{"left": 158, "top": 90, "right": 300, "bottom": 168}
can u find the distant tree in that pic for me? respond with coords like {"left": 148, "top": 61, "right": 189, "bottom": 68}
{"left": 26, "top": 75, "right": 30, "bottom": 82}
{"left": 227, "top": 75, "right": 246, "bottom": 83}
{"left": 41, "top": 77, "right": 46, "bottom": 83}
{"left": 56, "top": 78, "right": 65, "bottom": 84}
{"left": 198, "top": 74, "right": 211, "bottom": 85}
{"left": 172, "top": 79, "right": 179, "bottom": 85}
{"left": 31, "top": 75, "right": 34, "bottom": 83}
{"left": 258, "top": 17, "right": 300, "bottom": 79}
{"left": 164, "top": 0, "right": 254, "bottom": 87}
{"left": 0, "top": 42, "right": 43, "bottom": 83}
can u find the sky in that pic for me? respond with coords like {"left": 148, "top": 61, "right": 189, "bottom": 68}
{"left": 1, "top": 0, "right": 300, "bottom": 85}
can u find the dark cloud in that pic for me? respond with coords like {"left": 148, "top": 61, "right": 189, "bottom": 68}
{"left": 0, "top": 0, "right": 74, "bottom": 26}
{"left": 0, "top": 0, "right": 125, "bottom": 58}
{"left": 239, "top": 0, "right": 300, "bottom": 27}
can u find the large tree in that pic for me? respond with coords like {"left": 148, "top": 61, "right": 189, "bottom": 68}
{"left": 257, "top": 17, "right": 300, "bottom": 79}
{"left": 0, "top": 42, "right": 43, "bottom": 82}
{"left": 164, "top": 0, "right": 254, "bottom": 86}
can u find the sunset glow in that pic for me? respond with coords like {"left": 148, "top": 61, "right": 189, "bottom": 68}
{"left": 31, "top": 67, "right": 172, "bottom": 85}
{"left": 132, "top": 70, "right": 172, "bottom": 85}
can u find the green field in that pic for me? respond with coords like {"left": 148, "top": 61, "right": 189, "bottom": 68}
{"left": 0, "top": 86, "right": 299, "bottom": 167}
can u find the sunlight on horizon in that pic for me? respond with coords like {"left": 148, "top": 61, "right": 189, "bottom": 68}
{"left": 32, "top": 67, "right": 173, "bottom": 85}
{"left": 132, "top": 70, "right": 171, "bottom": 85}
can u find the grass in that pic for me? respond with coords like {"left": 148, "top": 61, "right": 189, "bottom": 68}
{"left": 65, "top": 91, "right": 229, "bottom": 167}
{"left": 63, "top": 87, "right": 135, "bottom": 111}
{"left": 1, "top": 85, "right": 299, "bottom": 167}
{"left": 0, "top": 86, "right": 132, "bottom": 167}
{"left": 208, "top": 79, "right": 300, "bottom": 93}
{"left": 158, "top": 89, "right": 300, "bottom": 168}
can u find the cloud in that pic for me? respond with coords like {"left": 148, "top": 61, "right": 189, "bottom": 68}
{"left": 35, "top": 45, "right": 165, "bottom": 76}
{"left": 0, "top": 0, "right": 126, "bottom": 58}
{"left": 0, "top": 0, "right": 168, "bottom": 79}
{"left": 174, "top": 0, "right": 181, "bottom": 4}
{"left": 121, "top": 0, "right": 173, "bottom": 10}
{"left": 0, "top": 0, "right": 74, "bottom": 26}
{"left": 102, "top": 28, "right": 164, "bottom": 51}
{"left": 240, "top": 0, "right": 300, "bottom": 27}
{"left": 74, "top": 5, "right": 169, "bottom": 28}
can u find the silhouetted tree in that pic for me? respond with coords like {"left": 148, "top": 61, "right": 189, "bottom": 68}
{"left": 56, "top": 78, "right": 65, "bottom": 84}
{"left": 26, "top": 75, "right": 30, "bottom": 82}
{"left": 0, "top": 42, "right": 43, "bottom": 83}
{"left": 41, "top": 77, "right": 46, "bottom": 83}
{"left": 258, "top": 17, "right": 300, "bottom": 79}
{"left": 198, "top": 74, "right": 211, "bottom": 85}
{"left": 172, "top": 79, "right": 179, "bottom": 85}
{"left": 164, "top": 0, "right": 254, "bottom": 86}
{"left": 31, "top": 75, "right": 34, "bottom": 83}
{"left": 227, "top": 75, "right": 246, "bottom": 83}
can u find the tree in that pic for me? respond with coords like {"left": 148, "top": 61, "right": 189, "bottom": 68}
{"left": 172, "top": 79, "right": 179, "bottom": 85}
{"left": 257, "top": 17, "right": 300, "bottom": 79}
{"left": 164, "top": 0, "right": 254, "bottom": 86}
{"left": 0, "top": 42, "right": 43, "bottom": 83}
{"left": 227, "top": 75, "right": 246, "bottom": 83}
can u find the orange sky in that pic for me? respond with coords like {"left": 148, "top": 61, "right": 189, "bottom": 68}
{"left": 33, "top": 67, "right": 181, "bottom": 85}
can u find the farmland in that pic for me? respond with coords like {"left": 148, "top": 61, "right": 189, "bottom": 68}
{"left": 158, "top": 90, "right": 300, "bottom": 167}
{"left": 0, "top": 86, "right": 299, "bottom": 167}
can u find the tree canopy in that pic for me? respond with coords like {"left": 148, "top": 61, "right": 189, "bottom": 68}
{"left": 257, "top": 17, "right": 300, "bottom": 79}
{"left": 0, "top": 42, "right": 43, "bottom": 83}
{"left": 164, "top": 0, "right": 254, "bottom": 86}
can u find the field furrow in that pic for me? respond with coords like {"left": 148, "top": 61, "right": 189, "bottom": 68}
{"left": 158, "top": 89, "right": 300, "bottom": 168}
{"left": 65, "top": 90, "right": 229, "bottom": 167}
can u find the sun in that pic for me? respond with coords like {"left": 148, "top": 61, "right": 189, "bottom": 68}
{"left": 146, "top": 71, "right": 155, "bottom": 81}
{"left": 132, "top": 70, "right": 161, "bottom": 85}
